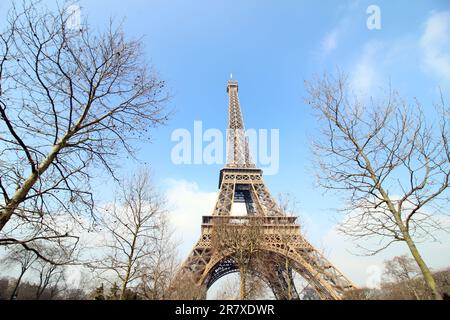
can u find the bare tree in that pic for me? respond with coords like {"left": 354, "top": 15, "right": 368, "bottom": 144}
{"left": 342, "top": 287, "right": 380, "bottom": 300}
{"left": 95, "top": 169, "right": 167, "bottom": 300}
{"left": 138, "top": 216, "right": 179, "bottom": 300}
{"left": 0, "top": 1, "right": 169, "bottom": 260}
{"left": 211, "top": 217, "right": 264, "bottom": 300}
{"left": 32, "top": 250, "right": 66, "bottom": 300}
{"left": 384, "top": 255, "right": 421, "bottom": 284}
{"left": 244, "top": 273, "right": 269, "bottom": 299}
{"left": 167, "top": 274, "right": 206, "bottom": 300}
{"left": 277, "top": 193, "right": 301, "bottom": 300}
{"left": 213, "top": 276, "right": 240, "bottom": 300}
{"left": 212, "top": 274, "right": 267, "bottom": 300}
{"left": 382, "top": 255, "right": 423, "bottom": 300}
{"left": 344, "top": 266, "right": 450, "bottom": 300}
{"left": 1, "top": 246, "right": 38, "bottom": 300}
{"left": 305, "top": 72, "right": 449, "bottom": 299}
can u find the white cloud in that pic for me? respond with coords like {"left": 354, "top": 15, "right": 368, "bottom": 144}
{"left": 351, "top": 59, "right": 377, "bottom": 94}
{"left": 322, "top": 29, "right": 339, "bottom": 55}
{"left": 165, "top": 179, "right": 217, "bottom": 255}
{"left": 350, "top": 41, "right": 384, "bottom": 95}
{"left": 319, "top": 2, "right": 359, "bottom": 57}
{"left": 348, "top": 10, "right": 450, "bottom": 96}
{"left": 420, "top": 10, "right": 450, "bottom": 83}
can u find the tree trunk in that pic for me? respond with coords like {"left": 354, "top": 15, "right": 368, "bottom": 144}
{"left": 403, "top": 232, "right": 442, "bottom": 300}
{"left": 0, "top": 171, "right": 39, "bottom": 230}
{"left": 36, "top": 280, "right": 48, "bottom": 300}
{"left": 120, "top": 276, "right": 129, "bottom": 300}
{"left": 120, "top": 228, "right": 139, "bottom": 300}
{"left": 378, "top": 186, "right": 442, "bottom": 300}
{"left": 0, "top": 141, "right": 67, "bottom": 231}
{"left": 10, "top": 271, "right": 25, "bottom": 300}
{"left": 240, "top": 267, "right": 247, "bottom": 300}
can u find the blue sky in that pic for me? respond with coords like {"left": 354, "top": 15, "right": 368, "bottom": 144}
{"left": 73, "top": 0, "right": 450, "bottom": 204}
{"left": 1, "top": 0, "right": 449, "bottom": 287}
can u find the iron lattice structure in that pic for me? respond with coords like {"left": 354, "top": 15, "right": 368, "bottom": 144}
{"left": 175, "top": 80, "right": 355, "bottom": 300}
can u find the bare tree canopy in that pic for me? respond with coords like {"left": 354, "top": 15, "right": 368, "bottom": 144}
{"left": 382, "top": 255, "right": 423, "bottom": 300}
{"left": 305, "top": 71, "right": 449, "bottom": 299}
{"left": 1, "top": 246, "right": 38, "bottom": 299}
{"left": 211, "top": 217, "right": 264, "bottom": 300}
{"left": 32, "top": 249, "right": 66, "bottom": 300}
{"left": 383, "top": 255, "right": 421, "bottom": 284}
{"left": 0, "top": 243, "right": 80, "bottom": 300}
{"left": 138, "top": 217, "right": 179, "bottom": 300}
{"left": 212, "top": 274, "right": 268, "bottom": 300}
{"left": 0, "top": 1, "right": 169, "bottom": 259}
{"left": 93, "top": 169, "right": 175, "bottom": 300}
{"left": 344, "top": 256, "right": 450, "bottom": 300}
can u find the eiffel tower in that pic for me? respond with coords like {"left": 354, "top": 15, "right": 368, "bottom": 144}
{"left": 175, "top": 80, "right": 355, "bottom": 300}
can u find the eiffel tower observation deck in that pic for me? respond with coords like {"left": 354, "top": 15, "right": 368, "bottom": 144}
{"left": 172, "top": 79, "right": 355, "bottom": 300}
